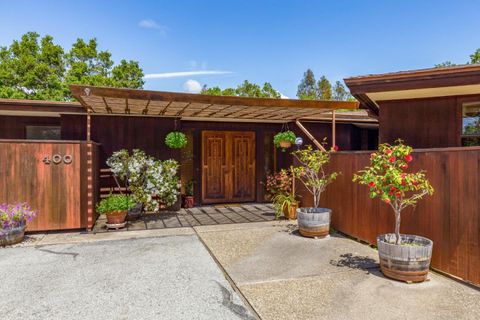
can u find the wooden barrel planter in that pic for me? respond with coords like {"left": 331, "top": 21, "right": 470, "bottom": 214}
{"left": 0, "top": 221, "right": 26, "bottom": 246}
{"left": 296, "top": 208, "right": 331, "bottom": 238}
{"left": 377, "top": 234, "right": 433, "bottom": 283}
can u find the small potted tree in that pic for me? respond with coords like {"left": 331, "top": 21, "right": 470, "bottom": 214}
{"left": 184, "top": 180, "right": 195, "bottom": 208}
{"left": 96, "top": 194, "right": 136, "bottom": 225}
{"left": 353, "top": 140, "right": 434, "bottom": 282}
{"left": 292, "top": 145, "right": 339, "bottom": 237}
{"left": 165, "top": 131, "right": 188, "bottom": 149}
{"left": 273, "top": 130, "right": 296, "bottom": 151}
{"left": 0, "top": 202, "right": 37, "bottom": 246}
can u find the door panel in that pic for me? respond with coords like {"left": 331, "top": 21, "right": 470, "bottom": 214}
{"left": 202, "top": 132, "right": 227, "bottom": 202}
{"left": 231, "top": 132, "right": 255, "bottom": 202}
{"left": 202, "top": 131, "right": 255, "bottom": 203}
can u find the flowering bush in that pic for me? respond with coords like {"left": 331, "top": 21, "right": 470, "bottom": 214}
{"left": 165, "top": 131, "right": 187, "bottom": 149}
{"left": 291, "top": 145, "right": 339, "bottom": 208}
{"left": 107, "top": 149, "right": 180, "bottom": 211}
{"left": 353, "top": 140, "right": 434, "bottom": 245}
{"left": 0, "top": 203, "right": 37, "bottom": 233}
{"left": 265, "top": 170, "right": 292, "bottom": 199}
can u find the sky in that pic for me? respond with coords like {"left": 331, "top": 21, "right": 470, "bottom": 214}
{"left": 1, "top": 0, "right": 480, "bottom": 98}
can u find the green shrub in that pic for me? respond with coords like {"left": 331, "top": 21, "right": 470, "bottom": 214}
{"left": 165, "top": 131, "right": 188, "bottom": 149}
{"left": 96, "top": 194, "right": 136, "bottom": 215}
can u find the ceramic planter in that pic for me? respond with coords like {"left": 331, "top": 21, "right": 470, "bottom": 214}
{"left": 126, "top": 203, "right": 143, "bottom": 221}
{"left": 184, "top": 196, "right": 194, "bottom": 209}
{"left": 377, "top": 234, "right": 433, "bottom": 283}
{"left": 297, "top": 207, "right": 331, "bottom": 238}
{"left": 279, "top": 140, "right": 292, "bottom": 149}
{"left": 283, "top": 201, "right": 299, "bottom": 220}
{"left": 0, "top": 221, "right": 26, "bottom": 246}
{"left": 106, "top": 210, "right": 128, "bottom": 224}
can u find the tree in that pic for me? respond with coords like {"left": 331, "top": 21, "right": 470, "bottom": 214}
{"left": 470, "top": 49, "right": 480, "bottom": 64}
{"left": 297, "top": 69, "right": 317, "bottom": 100}
{"left": 317, "top": 76, "right": 332, "bottom": 100}
{"left": 353, "top": 141, "right": 434, "bottom": 244}
{"left": 435, "top": 61, "right": 456, "bottom": 68}
{"left": 0, "top": 32, "right": 65, "bottom": 100}
{"left": 201, "top": 80, "right": 281, "bottom": 98}
{"left": 0, "top": 32, "right": 144, "bottom": 101}
{"left": 332, "top": 81, "right": 353, "bottom": 101}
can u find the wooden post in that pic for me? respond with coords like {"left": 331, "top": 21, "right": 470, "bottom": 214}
{"left": 332, "top": 110, "right": 336, "bottom": 149}
{"left": 86, "top": 112, "right": 91, "bottom": 142}
{"left": 295, "top": 120, "right": 327, "bottom": 152}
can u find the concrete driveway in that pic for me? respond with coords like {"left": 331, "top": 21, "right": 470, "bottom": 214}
{"left": 0, "top": 229, "right": 255, "bottom": 320}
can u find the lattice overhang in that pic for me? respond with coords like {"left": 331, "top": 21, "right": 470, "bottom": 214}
{"left": 70, "top": 85, "right": 360, "bottom": 121}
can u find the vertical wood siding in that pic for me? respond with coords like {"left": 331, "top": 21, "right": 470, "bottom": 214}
{"left": 0, "top": 140, "right": 98, "bottom": 231}
{"left": 297, "top": 147, "right": 480, "bottom": 286}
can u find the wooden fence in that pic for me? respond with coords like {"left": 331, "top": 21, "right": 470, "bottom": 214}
{"left": 0, "top": 140, "right": 99, "bottom": 231}
{"left": 297, "top": 147, "right": 480, "bottom": 286}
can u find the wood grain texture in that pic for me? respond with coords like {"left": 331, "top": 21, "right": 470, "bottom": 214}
{"left": 296, "top": 147, "right": 480, "bottom": 286}
{"left": 0, "top": 140, "right": 98, "bottom": 231}
{"left": 201, "top": 131, "right": 255, "bottom": 203}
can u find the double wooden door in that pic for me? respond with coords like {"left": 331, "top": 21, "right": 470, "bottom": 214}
{"left": 202, "top": 131, "right": 256, "bottom": 203}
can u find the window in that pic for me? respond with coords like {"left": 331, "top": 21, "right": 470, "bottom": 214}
{"left": 462, "top": 102, "right": 480, "bottom": 146}
{"left": 25, "top": 126, "right": 61, "bottom": 140}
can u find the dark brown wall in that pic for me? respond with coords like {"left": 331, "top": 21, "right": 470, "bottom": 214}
{"left": 0, "top": 115, "right": 60, "bottom": 139}
{"left": 378, "top": 96, "right": 462, "bottom": 148}
{"left": 297, "top": 148, "right": 480, "bottom": 286}
{"left": 61, "top": 114, "right": 87, "bottom": 140}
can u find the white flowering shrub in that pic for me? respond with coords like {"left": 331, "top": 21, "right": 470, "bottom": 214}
{"left": 106, "top": 149, "right": 180, "bottom": 211}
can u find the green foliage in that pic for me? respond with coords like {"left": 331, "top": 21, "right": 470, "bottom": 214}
{"left": 201, "top": 80, "right": 281, "bottom": 98}
{"left": 185, "top": 180, "right": 195, "bottom": 196}
{"left": 291, "top": 145, "right": 339, "bottom": 208}
{"left": 435, "top": 61, "right": 457, "bottom": 68}
{"left": 165, "top": 131, "right": 188, "bottom": 149}
{"left": 96, "top": 194, "right": 136, "bottom": 214}
{"left": 297, "top": 69, "right": 353, "bottom": 101}
{"left": 273, "top": 131, "right": 296, "bottom": 150}
{"left": 470, "top": 49, "right": 480, "bottom": 64}
{"left": 106, "top": 149, "right": 180, "bottom": 211}
{"left": 272, "top": 193, "right": 296, "bottom": 219}
{"left": 0, "top": 32, "right": 144, "bottom": 101}
{"left": 353, "top": 140, "right": 434, "bottom": 244}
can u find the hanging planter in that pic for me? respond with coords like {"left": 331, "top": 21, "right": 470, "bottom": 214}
{"left": 273, "top": 130, "right": 296, "bottom": 151}
{"left": 165, "top": 131, "right": 187, "bottom": 149}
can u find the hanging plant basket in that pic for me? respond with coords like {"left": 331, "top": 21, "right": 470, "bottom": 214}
{"left": 165, "top": 131, "right": 188, "bottom": 149}
{"left": 273, "top": 131, "right": 296, "bottom": 151}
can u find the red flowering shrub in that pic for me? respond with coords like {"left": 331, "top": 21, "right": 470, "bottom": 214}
{"left": 265, "top": 170, "right": 292, "bottom": 200}
{"left": 353, "top": 140, "right": 434, "bottom": 244}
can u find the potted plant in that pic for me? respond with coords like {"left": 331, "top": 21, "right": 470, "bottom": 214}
{"left": 107, "top": 149, "right": 180, "bottom": 212}
{"left": 353, "top": 140, "right": 434, "bottom": 282}
{"left": 96, "top": 194, "right": 136, "bottom": 225}
{"left": 272, "top": 193, "right": 299, "bottom": 220}
{"left": 292, "top": 145, "right": 339, "bottom": 238}
{"left": 184, "top": 180, "right": 195, "bottom": 208}
{"left": 273, "top": 130, "right": 296, "bottom": 151}
{"left": 165, "top": 131, "right": 188, "bottom": 149}
{"left": 0, "top": 202, "right": 37, "bottom": 246}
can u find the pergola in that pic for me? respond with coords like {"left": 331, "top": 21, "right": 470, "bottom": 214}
{"left": 70, "top": 85, "right": 363, "bottom": 150}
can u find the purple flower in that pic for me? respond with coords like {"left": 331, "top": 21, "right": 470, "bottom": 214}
{"left": 0, "top": 202, "right": 37, "bottom": 231}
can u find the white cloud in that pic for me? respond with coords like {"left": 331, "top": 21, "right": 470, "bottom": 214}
{"left": 280, "top": 93, "right": 289, "bottom": 99}
{"left": 144, "top": 70, "right": 233, "bottom": 79}
{"left": 138, "top": 19, "right": 167, "bottom": 34}
{"left": 183, "top": 79, "right": 202, "bottom": 93}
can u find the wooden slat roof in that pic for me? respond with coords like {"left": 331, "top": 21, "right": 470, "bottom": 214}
{"left": 70, "top": 85, "right": 360, "bottom": 121}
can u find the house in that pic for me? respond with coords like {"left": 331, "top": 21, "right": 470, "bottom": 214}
{"left": 345, "top": 64, "right": 480, "bottom": 148}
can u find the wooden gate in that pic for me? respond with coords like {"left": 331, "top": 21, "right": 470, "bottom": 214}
{"left": 201, "top": 131, "right": 255, "bottom": 203}
{"left": 0, "top": 140, "right": 98, "bottom": 231}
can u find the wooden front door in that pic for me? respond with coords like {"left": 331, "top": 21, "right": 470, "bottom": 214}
{"left": 202, "top": 131, "right": 256, "bottom": 203}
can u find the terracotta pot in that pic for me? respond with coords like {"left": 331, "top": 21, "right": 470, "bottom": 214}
{"left": 184, "top": 196, "right": 194, "bottom": 209}
{"left": 297, "top": 207, "right": 331, "bottom": 238}
{"left": 106, "top": 210, "right": 128, "bottom": 224}
{"left": 377, "top": 234, "right": 433, "bottom": 283}
{"left": 0, "top": 221, "right": 26, "bottom": 246}
{"left": 279, "top": 140, "right": 292, "bottom": 149}
{"left": 283, "top": 201, "right": 299, "bottom": 220}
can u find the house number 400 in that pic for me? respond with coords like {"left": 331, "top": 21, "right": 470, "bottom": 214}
{"left": 43, "top": 154, "right": 73, "bottom": 165}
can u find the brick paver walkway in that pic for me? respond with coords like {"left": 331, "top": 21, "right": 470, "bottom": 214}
{"left": 93, "top": 203, "right": 276, "bottom": 233}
